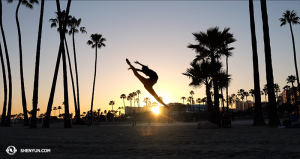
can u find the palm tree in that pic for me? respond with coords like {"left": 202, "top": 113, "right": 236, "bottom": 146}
{"left": 68, "top": 16, "right": 87, "bottom": 123}
{"left": 279, "top": 10, "right": 300, "bottom": 86}
{"left": 132, "top": 92, "right": 137, "bottom": 107}
{"left": 136, "top": 90, "right": 141, "bottom": 107}
{"left": 9, "top": 0, "right": 39, "bottom": 126}
{"left": 249, "top": 3, "right": 266, "bottom": 127}
{"left": 0, "top": 1, "right": 13, "bottom": 126}
{"left": 0, "top": 43, "right": 7, "bottom": 126}
{"left": 187, "top": 27, "right": 236, "bottom": 124}
{"left": 56, "top": 0, "right": 72, "bottom": 128}
{"left": 237, "top": 89, "right": 245, "bottom": 102}
{"left": 260, "top": 0, "right": 280, "bottom": 126}
{"left": 43, "top": 9, "right": 72, "bottom": 128}
{"left": 274, "top": 83, "right": 281, "bottom": 101}
{"left": 190, "top": 91, "right": 194, "bottom": 99}
{"left": 249, "top": 89, "right": 255, "bottom": 101}
{"left": 287, "top": 75, "right": 296, "bottom": 88}
{"left": 87, "top": 33, "right": 106, "bottom": 116}
{"left": 181, "top": 97, "right": 186, "bottom": 105}
{"left": 53, "top": 107, "right": 57, "bottom": 116}
{"left": 183, "top": 60, "right": 214, "bottom": 112}
{"left": 109, "top": 101, "right": 115, "bottom": 111}
{"left": 31, "top": 0, "right": 45, "bottom": 128}
{"left": 127, "top": 95, "right": 133, "bottom": 107}
{"left": 49, "top": 10, "right": 78, "bottom": 124}
{"left": 58, "top": 106, "right": 62, "bottom": 116}
{"left": 249, "top": 0, "right": 266, "bottom": 125}
{"left": 286, "top": 75, "right": 298, "bottom": 109}
{"left": 120, "top": 94, "right": 126, "bottom": 113}
{"left": 144, "top": 97, "right": 150, "bottom": 111}
{"left": 262, "top": 85, "right": 268, "bottom": 102}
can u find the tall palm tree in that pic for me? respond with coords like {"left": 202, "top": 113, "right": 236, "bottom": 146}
{"left": 132, "top": 92, "right": 137, "bottom": 107}
{"left": 127, "top": 95, "right": 133, "bottom": 107}
{"left": 260, "top": 0, "right": 280, "bottom": 126}
{"left": 244, "top": 92, "right": 249, "bottom": 102}
{"left": 49, "top": 10, "right": 78, "bottom": 124}
{"left": 58, "top": 106, "right": 62, "bottom": 116}
{"left": 249, "top": 0, "right": 265, "bottom": 126}
{"left": 286, "top": 75, "right": 298, "bottom": 108}
{"left": 237, "top": 89, "right": 245, "bottom": 102}
{"left": 274, "top": 83, "right": 280, "bottom": 101}
{"left": 183, "top": 60, "right": 214, "bottom": 112}
{"left": 136, "top": 90, "right": 141, "bottom": 106}
{"left": 222, "top": 44, "right": 233, "bottom": 115}
{"left": 248, "top": 0, "right": 265, "bottom": 126}
{"left": 120, "top": 94, "right": 126, "bottom": 113}
{"left": 9, "top": 0, "right": 39, "bottom": 126}
{"left": 53, "top": 107, "right": 57, "bottom": 116}
{"left": 68, "top": 16, "right": 87, "bottom": 123}
{"left": 0, "top": 0, "right": 12, "bottom": 126}
{"left": 31, "top": 0, "right": 45, "bottom": 128}
{"left": 55, "top": 0, "right": 72, "bottom": 128}
{"left": 181, "top": 97, "right": 186, "bottom": 105}
{"left": 43, "top": 10, "right": 72, "bottom": 128}
{"left": 262, "top": 85, "right": 268, "bottom": 102}
{"left": 0, "top": 42, "right": 7, "bottom": 126}
{"left": 249, "top": 89, "right": 255, "bottom": 101}
{"left": 87, "top": 33, "right": 106, "bottom": 116}
{"left": 190, "top": 91, "right": 194, "bottom": 99}
{"left": 287, "top": 75, "right": 296, "bottom": 88}
{"left": 109, "top": 100, "right": 115, "bottom": 111}
{"left": 144, "top": 97, "right": 150, "bottom": 111}
{"left": 279, "top": 10, "right": 300, "bottom": 86}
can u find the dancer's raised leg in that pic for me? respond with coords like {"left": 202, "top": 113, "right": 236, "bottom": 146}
{"left": 126, "top": 58, "right": 147, "bottom": 84}
{"left": 145, "top": 86, "right": 170, "bottom": 109}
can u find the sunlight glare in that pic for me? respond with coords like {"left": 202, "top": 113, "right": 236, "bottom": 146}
{"left": 151, "top": 106, "right": 160, "bottom": 114}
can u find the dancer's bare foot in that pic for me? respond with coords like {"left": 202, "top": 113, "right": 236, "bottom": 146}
{"left": 126, "top": 58, "right": 131, "bottom": 65}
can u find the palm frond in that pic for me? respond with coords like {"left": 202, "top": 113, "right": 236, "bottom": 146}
{"left": 80, "top": 27, "right": 87, "bottom": 34}
{"left": 87, "top": 40, "right": 93, "bottom": 45}
{"left": 50, "top": 22, "right": 57, "bottom": 28}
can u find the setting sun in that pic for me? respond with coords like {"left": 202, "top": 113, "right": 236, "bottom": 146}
{"left": 151, "top": 106, "right": 160, "bottom": 114}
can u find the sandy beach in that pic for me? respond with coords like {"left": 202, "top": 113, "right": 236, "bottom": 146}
{"left": 1, "top": 119, "right": 300, "bottom": 158}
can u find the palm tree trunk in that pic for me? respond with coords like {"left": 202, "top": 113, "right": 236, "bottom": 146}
{"left": 42, "top": 45, "right": 62, "bottom": 128}
{"left": 226, "top": 56, "right": 229, "bottom": 115}
{"left": 56, "top": 0, "right": 72, "bottom": 128}
{"left": 72, "top": 32, "right": 81, "bottom": 123}
{"left": 0, "top": 42, "right": 7, "bottom": 126}
{"left": 31, "top": 0, "right": 45, "bottom": 128}
{"left": 260, "top": 0, "right": 280, "bottom": 126}
{"left": 16, "top": 1, "right": 29, "bottom": 126}
{"left": 0, "top": 0, "right": 12, "bottom": 127}
{"left": 211, "top": 55, "right": 220, "bottom": 125}
{"left": 289, "top": 23, "right": 299, "bottom": 117}
{"left": 90, "top": 44, "right": 97, "bottom": 117}
{"left": 65, "top": 38, "right": 78, "bottom": 123}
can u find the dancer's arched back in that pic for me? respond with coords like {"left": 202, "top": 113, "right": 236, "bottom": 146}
{"left": 126, "top": 59, "right": 170, "bottom": 109}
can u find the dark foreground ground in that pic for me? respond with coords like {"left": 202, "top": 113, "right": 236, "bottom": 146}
{"left": 1, "top": 119, "right": 300, "bottom": 159}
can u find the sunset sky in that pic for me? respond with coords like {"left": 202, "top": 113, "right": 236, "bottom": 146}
{"left": 0, "top": 1, "right": 299, "bottom": 116}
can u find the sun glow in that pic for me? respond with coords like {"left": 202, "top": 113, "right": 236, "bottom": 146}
{"left": 151, "top": 106, "right": 160, "bottom": 114}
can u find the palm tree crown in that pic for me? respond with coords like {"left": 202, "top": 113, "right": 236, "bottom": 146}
{"left": 279, "top": 10, "right": 300, "bottom": 27}
{"left": 87, "top": 34, "right": 106, "bottom": 48}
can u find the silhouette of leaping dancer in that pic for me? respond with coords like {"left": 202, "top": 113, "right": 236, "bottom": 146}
{"left": 126, "top": 59, "right": 170, "bottom": 109}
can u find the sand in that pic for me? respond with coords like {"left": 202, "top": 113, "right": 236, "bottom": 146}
{"left": 1, "top": 119, "right": 299, "bottom": 158}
